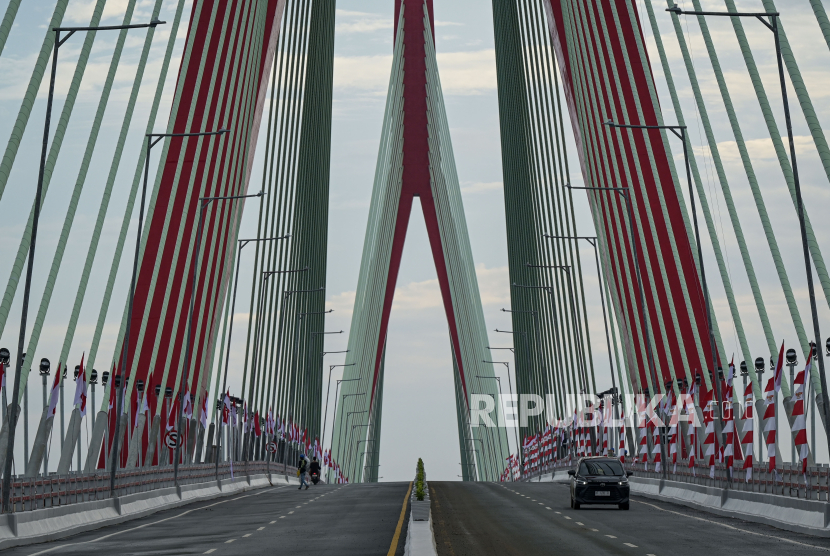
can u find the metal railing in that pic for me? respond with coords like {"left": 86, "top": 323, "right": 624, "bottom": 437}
{"left": 519, "top": 455, "right": 829, "bottom": 501}
{"left": 1, "top": 461, "right": 297, "bottom": 513}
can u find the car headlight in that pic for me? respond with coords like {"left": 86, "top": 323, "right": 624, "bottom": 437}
{"left": 576, "top": 479, "right": 587, "bottom": 486}
{"left": 618, "top": 479, "right": 628, "bottom": 486}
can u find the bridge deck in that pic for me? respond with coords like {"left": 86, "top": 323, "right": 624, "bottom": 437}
{"left": 2, "top": 482, "right": 410, "bottom": 556}
{"left": 429, "top": 481, "right": 830, "bottom": 555}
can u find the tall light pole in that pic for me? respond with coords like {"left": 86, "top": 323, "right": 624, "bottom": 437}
{"left": 484, "top": 358, "right": 521, "bottom": 479}
{"left": 667, "top": 0, "right": 830, "bottom": 471}
{"left": 475, "top": 373, "right": 509, "bottom": 480}
{"left": 545, "top": 234, "right": 624, "bottom": 423}
{"left": 211, "top": 235, "right": 289, "bottom": 463}
{"left": 173, "top": 190, "right": 262, "bottom": 484}
{"left": 327, "top": 377, "right": 358, "bottom": 483}
{"left": 565, "top": 182, "right": 666, "bottom": 477}
{"left": 0, "top": 18, "right": 165, "bottom": 510}
{"left": 604, "top": 118, "right": 727, "bottom": 479}
{"left": 321, "top": 361, "right": 353, "bottom": 469}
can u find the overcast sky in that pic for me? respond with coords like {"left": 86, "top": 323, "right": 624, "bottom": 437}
{"left": 1, "top": 0, "right": 830, "bottom": 480}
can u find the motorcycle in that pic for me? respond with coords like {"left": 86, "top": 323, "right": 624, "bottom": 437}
{"left": 310, "top": 470, "right": 320, "bottom": 485}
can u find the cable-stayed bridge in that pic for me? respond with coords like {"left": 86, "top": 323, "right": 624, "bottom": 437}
{"left": 0, "top": 0, "right": 829, "bottom": 553}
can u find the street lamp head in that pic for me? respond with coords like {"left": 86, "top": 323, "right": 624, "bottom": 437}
{"left": 826, "top": 337, "right": 830, "bottom": 357}
{"left": 754, "top": 357, "right": 765, "bottom": 373}
{"left": 666, "top": 4, "right": 682, "bottom": 15}
{"left": 90, "top": 369, "right": 98, "bottom": 384}
{"left": 74, "top": 365, "right": 81, "bottom": 379}
{"left": 102, "top": 371, "right": 110, "bottom": 386}
{"left": 0, "top": 348, "right": 9, "bottom": 365}
{"left": 149, "top": 19, "right": 166, "bottom": 27}
{"left": 39, "top": 358, "right": 50, "bottom": 376}
{"left": 603, "top": 119, "right": 615, "bottom": 127}
{"left": 136, "top": 379, "right": 145, "bottom": 393}
{"left": 739, "top": 361, "right": 748, "bottom": 377}
{"left": 785, "top": 348, "right": 797, "bottom": 365}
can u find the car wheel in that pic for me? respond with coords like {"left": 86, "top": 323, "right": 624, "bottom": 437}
{"left": 619, "top": 502, "right": 629, "bottom": 511}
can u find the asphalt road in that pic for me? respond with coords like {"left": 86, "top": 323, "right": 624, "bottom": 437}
{"left": 3, "top": 482, "right": 411, "bottom": 556}
{"left": 430, "top": 481, "right": 830, "bottom": 556}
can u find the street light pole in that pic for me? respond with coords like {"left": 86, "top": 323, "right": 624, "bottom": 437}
{"left": 667, "top": 0, "right": 830, "bottom": 472}
{"left": 327, "top": 378, "right": 358, "bottom": 483}
{"left": 0, "top": 18, "right": 165, "bottom": 511}
{"left": 565, "top": 182, "right": 666, "bottom": 478}
{"left": 173, "top": 190, "right": 262, "bottom": 484}
{"left": 484, "top": 358, "right": 522, "bottom": 480}
{"left": 321, "top": 362, "right": 353, "bottom": 467}
{"left": 211, "top": 236, "right": 290, "bottom": 466}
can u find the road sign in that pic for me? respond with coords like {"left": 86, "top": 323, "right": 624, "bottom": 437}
{"left": 267, "top": 442, "right": 277, "bottom": 453}
{"left": 164, "top": 430, "right": 180, "bottom": 449}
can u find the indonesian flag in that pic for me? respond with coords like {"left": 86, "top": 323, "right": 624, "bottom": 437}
{"left": 183, "top": 391, "right": 193, "bottom": 420}
{"left": 242, "top": 403, "right": 248, "bottom": 433}
{"left": 763, "top": 377, "right": 777, "bottom": 473}
{"left": 254, "top": 411, "right": 262, "bottom": 437}
{"left": 722, "top": 359, "right": 736, "bottom": 471}
{"left": 200, "top": 394, "right": 208, "bottom": 429}
{"left": 231, "top": 403, "right": 238, "bottom": 428}
{"left": 47, "top": 364, "right": 61, "bottom": 417}
{"left": 685, "top": 382, "right": 697, "bottom": 472}
{"left": 668, "top": 393, "right": 678, "bottom": 472}
{"left": 72, "top": 354, "right": 88, "bottom": 417}
{"left": 135, "top": 391, "right": 148, "bottom": 428}
{"left": 703, "top": 391, "right": 716, "bottom": 478}
{"left": 639, "top": 422, "right": 648, "bottom": 468}
{"left": 742, "top": 383, "right": 754, "bottom": 482}
{"left": 266, "top": 409, "right": 275, "bottom": 436}
{"left": 221, "top": 391, "right": 231, "bottom": 425}
{"left": 166, "top": 398, "right": 179, "bottom": 432}
{"left": 792, "top": 351, "right": 811, "bottom": 474}
{"left": 773, "top": 340, "right": 785, "bottom": 394}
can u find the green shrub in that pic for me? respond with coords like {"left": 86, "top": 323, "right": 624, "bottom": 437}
{"left": 415, "top": 458, "right": 426, "bottom": 500}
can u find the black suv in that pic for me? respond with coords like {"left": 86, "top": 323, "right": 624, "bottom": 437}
{"left": 568, "top": 457, "right": 632, "bottom": 510}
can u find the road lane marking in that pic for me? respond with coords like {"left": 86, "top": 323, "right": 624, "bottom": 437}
{"left": 576, "top": 522, "right": 584, "bottom": 526}
{"left": 258, "top": 527, "right": 265, "bottom": 530}
{"left": 225, "top": 539, "right": 236, "bottom": 543}
{"left": 590, "top": 528, "right": 598, "bottom": 532}
{"left": 623, "top": 543, "right": 637, "bottom": 547}
{"left": 289, "top": 511, "right": 294, "bottom": 514}
{"left": 538, "top": 503, "right": 544, "bottom": 505}
{"left": 271, "top": 520, "right": 277, "bottom": 523}
{"left": 279, "top": 516, "right": 286, "bottom": 519}
{"left": 204, "top": 550, "right": 216, "bottom": 554}
{"left": 634, "top": 499, "right": 830, "bottom": 552}
{"left": 243, "top": 534, "right": 252, "bottom": 538}
{"left": 605, "top": 535, "right": 617, "bottom": 539}
{"left": 25, "top": 492, "right": 258, "bottom": 555}
{"left": 546, "top": 507, "right": 552, "bottom": 510}
{"left": 387, "top": 481, "right": 413, "bottom": 556}
{"left": 564, "top": 516, "right": 572, "bottom": 520}
{"left": 555, "top": 511, "right": 561, "bottom": 514}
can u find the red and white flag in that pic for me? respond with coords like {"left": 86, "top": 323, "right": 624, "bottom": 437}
{"left": 722, "top": 359, "right": 736, "bottom": 471}
{"left": 135, "top": 391, "right": 149, "bottom": 428}
{"left": 773, "top": 341, "right": 785, "bottom": 393}
{"left": 47, "top": 363, "right": 61, "bottom": 417}
{"left": 254, "top": 412, "right": 262, "bottom": 437}
{"left": 792, "top": 350, "right": 811, "bottom": 474}
{"left": 72, "top": 354, "right": 88, "bottom": 417}
{"left": 703, "top": 391, "right": 716, "bottom": 478}
{"left": 618, "top": 421, "right": 626, "bottom": 464}
{"left": 200, "top": 395, "right": 208, "bottom": 429}
{"left": 763, "top": 377, "right": 777, "bottom": 473}
{"left": 221, "top": 391, "right": 231, "bottom": 425}
{"left": 183, "top": 391, "right": 193, "bottom": 420}
{"left": 741, "top": 382, "right": 754, "bottom": 482}
{"left": 166, "top": 398, "right": 179, "bottom": 432}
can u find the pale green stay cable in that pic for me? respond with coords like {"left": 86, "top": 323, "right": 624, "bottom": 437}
{"left": 0, "top": 0, "right": 69, "bottom": 202}
{"left": 20, "top": 0, "right": 145, "bottom": 398}
{"left": 90, "top": 0, "right": 191, "bottom": 411}
{"left": 55, "top": 0, "right": 170, "bottom": 381}
{"left": 645, "top": 2, "right": 764, "bottom": 383}
{"left": 810, "top": 0, "right": 830, "bottom": 52}
{"left": 722, "top": 0, "right": 830, "bottom": 318}
{"left": 0, "top": 0, "right": 104, "bottom": 339}
{"left": 0, "top": 0, "right": 22, "bottom": 59}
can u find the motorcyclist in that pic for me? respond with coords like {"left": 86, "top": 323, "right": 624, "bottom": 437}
{"left": 298, "top": 454, "right": 309, "bottom": 490}
{"left": 309, "top": 456, "right": 321, "bottom": 484}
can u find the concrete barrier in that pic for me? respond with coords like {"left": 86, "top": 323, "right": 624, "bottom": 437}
{"left": 405, "top": 481, "right": 437, "bottom": 556}
{"left": 533, "top": 469, "right": 830, "bottom": 537}
{"left": 0, "top": 473, "right": 299, "bottom": 551}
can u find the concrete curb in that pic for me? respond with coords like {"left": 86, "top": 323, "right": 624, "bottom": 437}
{"left": 404, "top": 482, "right": 437, "bottom": 556}
{"left": 0, "top": 473, "right": 300, "bottom": 551}
{"left": 534, "top": 470, "right": 830, "bottom": 537}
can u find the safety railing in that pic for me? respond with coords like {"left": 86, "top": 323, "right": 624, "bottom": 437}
{"left": 519, "top": 456, "right": 830, "bottom": 501}
{"left": 0, "top": 461, "right": 298, "bottom": 513}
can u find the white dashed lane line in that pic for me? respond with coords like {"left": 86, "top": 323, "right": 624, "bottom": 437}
{"left": 225, "top": 539, "right": 236, "bottom": 544}
{"left": 204, "top": 550, "right": 216, "bottom": 554}
{"left": 623, "top": 543, "right": 638, "bottom": 548}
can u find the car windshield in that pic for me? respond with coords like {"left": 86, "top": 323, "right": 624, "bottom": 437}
{"left": 578, "top": 460, "right": 624, "bottom": 477}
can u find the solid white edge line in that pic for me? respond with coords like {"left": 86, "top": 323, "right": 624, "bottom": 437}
{"left": 634, "top": 499, "right": 830, "bottom": 552}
